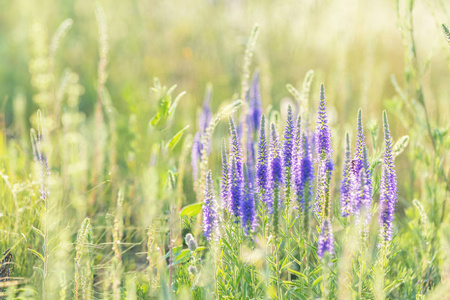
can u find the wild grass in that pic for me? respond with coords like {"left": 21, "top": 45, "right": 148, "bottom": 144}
{"left": 0, "top": 0, "right": 449, "bottom": 299}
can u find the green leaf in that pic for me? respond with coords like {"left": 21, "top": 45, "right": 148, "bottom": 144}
{"left": 166, "top": 125, "right": 189, "bottom": 150}
{"left": 28, "top": 248, "right": 45, "bottom": 262}
{"left": 288, "top": 269, "right": 308, "bottom": 281}
{"left": 180, "top": 202, "right": 203, "bottom": 217}
{"left": 392, "top": 135, "right": 409, "bottom": 158}
{"left": 31, "top": 225, "right": 45, "bottom": 238}
{"left": 162, "top": 246, "right": 182, "bottom": 260}
{"left": 312, "top": 275, "right": 323, "bottom": 288}
{"left": 442, "top": 24, "right": 450, "bottom": 46}
{"left": 150, "top": 112, "right": 161, "bottom": 126}
{"left": 169, "top": 91, "right": 186, "bottom": 115}
{"left": 173, "top": 249, "right": 191, "bottom": 265}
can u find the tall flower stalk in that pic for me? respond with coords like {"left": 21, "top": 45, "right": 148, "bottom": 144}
{"left": 220, "top": 140, "right": 230, "bottom": 211}
{"left": 269, "top": 123, "right": 283, "bottom": 237}
{"left": 256, "top": 115, "right": 268, "bottom": 205}
{"left": 229, "top": 117, "right": 244, "bottom": 219}
{"left": 315, "top": 84, "right": 334, "bottom": 221}
{"left": 191, "top": 88, "right": 213, "bottom": 180}
{"left": 294, "top": 117, "right": 314, "bottom": 231}
{"left": 378, "top": 111, "right": 397, "bottom": 247}
{"left": 283, "top": 105, "right": 295, "bottom": 206}
{"left": 314, "top": 84, "right": 334, "bottom": 260}
{"left": 241, "top": 166, "right": 256, "bottom": 235}
{"left": 340, "top": 132, "right": 352, "bottom": 217}
{"left": 203, "top": 171, "right": 219, "bottom": 241}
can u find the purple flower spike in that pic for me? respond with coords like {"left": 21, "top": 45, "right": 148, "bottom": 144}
{"left": 298, "top": 132, "right": 314, "bottom": 211}
{"left": 267, "top": 123, "right": 282, "bottom": 214}
{"left": 230, "top": 156, "right": 244, "bottom": 219}
{"left": 229, "top": 117, "right": 243, "bottom": 176}
{"left": 378, "top": 111, "right": 397, "bottom": 246}
{"left": 354, "top": 109, "right": 365, "bottom": 168}
{"left": 314, "top": 160, "right": 332, "bottom": 219}
{"left": 340, "top": 132, "right": 352, "bottom": 217}
{"left": 199, "top": 86, "right": 213, "bottom": 133}
{"left": 228, "top": 117, "right": 244, "bottom": 219}
{"left": 35, "top": 129, "right": 50, "bottom": 202}
{"left": 241, "top": 166, "right": 256, "bottom": 235}
{"left": 361, "top": 146, "right": 372, "bottom": 211}
{"left": 203, "top": 171, "right": 219, "bottom": 241}
{"left": 315, "top": 84, "right": 333, "bottom": 164}
{"left": 283, "top": 105, "right": 295, "bottom": 202}
{"left": 270, "top": 123, "right": 283, "bottom": 187}
{"left": 191, "top": 132, "right": 202, "bottom": 180}
{"left": 269, "top": 123, "right": 283, "bottom": 235}
{"left": 246, "top": 132, "right": 256, "bottom": 176}
{"left": 256, "top": 115, "right": 269, "bottom": 204}
{"left": 248, "top": 71, "right": 263, "bottom": 134}
{"left": 192, "top": 86, "right": 213, "bottom": 180}
{"left": 294, "top": 117, "right": 314, "bottom": 215}
{"left": 317, "top": 219, "right": 334, "bottom": 259}
{"left": 349, "top": 109, "right": 366, "bottom": 213}
{"left": 314, "top": 85, "right": 334, "bottom": 220}
{"left": 220, "top": 139, "right": 230, "bottom": 211}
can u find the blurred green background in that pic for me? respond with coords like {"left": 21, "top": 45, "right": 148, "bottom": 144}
{"left": 1, "top": 0, "right": 449, "bottom": 203}
{"left": 1, "top": 0, "right": 448, "bottom": 124}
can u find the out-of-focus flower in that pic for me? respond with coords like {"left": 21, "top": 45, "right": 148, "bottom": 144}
{"left": 378, "top": 111, "right": 397, "bottom": 246}
{"left": 203, "top": 171, "right": 219, "bottom": 241}
{"left": 317, "top": 219, "right": 334, "bottom": 259}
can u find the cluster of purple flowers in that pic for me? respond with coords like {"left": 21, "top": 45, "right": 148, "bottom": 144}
{"left": 340, "top": 109, "right": 373, "bottom": 220}
{"left": 198, "top": 75, "right": 398, "bottom": 259}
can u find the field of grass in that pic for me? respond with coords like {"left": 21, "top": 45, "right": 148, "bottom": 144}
{"left": 0, "top": 0, "right": 449, "bottom": 299}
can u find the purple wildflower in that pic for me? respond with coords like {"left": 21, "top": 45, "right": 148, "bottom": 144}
{"left": 378, "top": 111, "right": 397, "bottom": 246}
{"left": 230, "top": 156, "right": 243, "bottom": 219}
{"left": 267, "top": 123, "right": 283, "bottom": 236}
{"left": 361, "top": 145, "right": 372, "bottom": 211}
{"left": 199, "top": 86, "right": 212, "bottom": 133}
{"left": 241, "top": 166, "right": 256, "bottom": 235}
{"left": 191, "top": 132, "right": 202, "bottom": 180}
{"left": 246, "top": 131, "right": 256, "bottom": 176}
{"left": 314, "top": 160, "right": 332, "bottom": 219}
{"left": 256, "top": 115, "right": 268, "bottom": 204}
{"left": 192, "top": 87, "right": 213, "bottom": 180}
{"left": 314, "top": 85, "right": 334, "bottom": 220}
{"left": 293, "top": 115, "right": 303, "bottom": 207}
{"left": 228, "top": 117, "right": 244, "bottom": 219}
{"left": 35, "top": 129, "right": 50, "bottom": 202}
{"left": 340, "top": 132, "right": 352, "bottom": 217}
{"left": 295, "top": 128, "right": 314, "bottom": 216}
{"left": 270, "top": 123, "right": 283, "bottom": 186}
{"left": 283, "top": 105, "right": 295, "bottom": 203}
{"left": 354, "top": 109, "right": 365, "bottom": 168}
{"left": 269, "top": 123, "right": 283, "bottom": 235}
{"left": 203, "top": 171, "right": 219, "bottom": 241}
{"left": 220, "top": 139, "right": 230, "bottom": 211}
{"left": 315, "top": 84, "right": 333, "bottom": 164}
{"left": 229, "top": 117, "right": 243, "bottom": 177}
{"left": 248, "top": 71, "right": 263, "bottom": 134}
{"left": 349, "top": 109, "right": 366, "bottom": 213}
{"left": 317, "top": 219, "right": 334, "bottom": 259}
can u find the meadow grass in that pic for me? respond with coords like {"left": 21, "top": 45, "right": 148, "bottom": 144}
{"left": 0, "top": 0, "right": 449, "bottom": 299}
